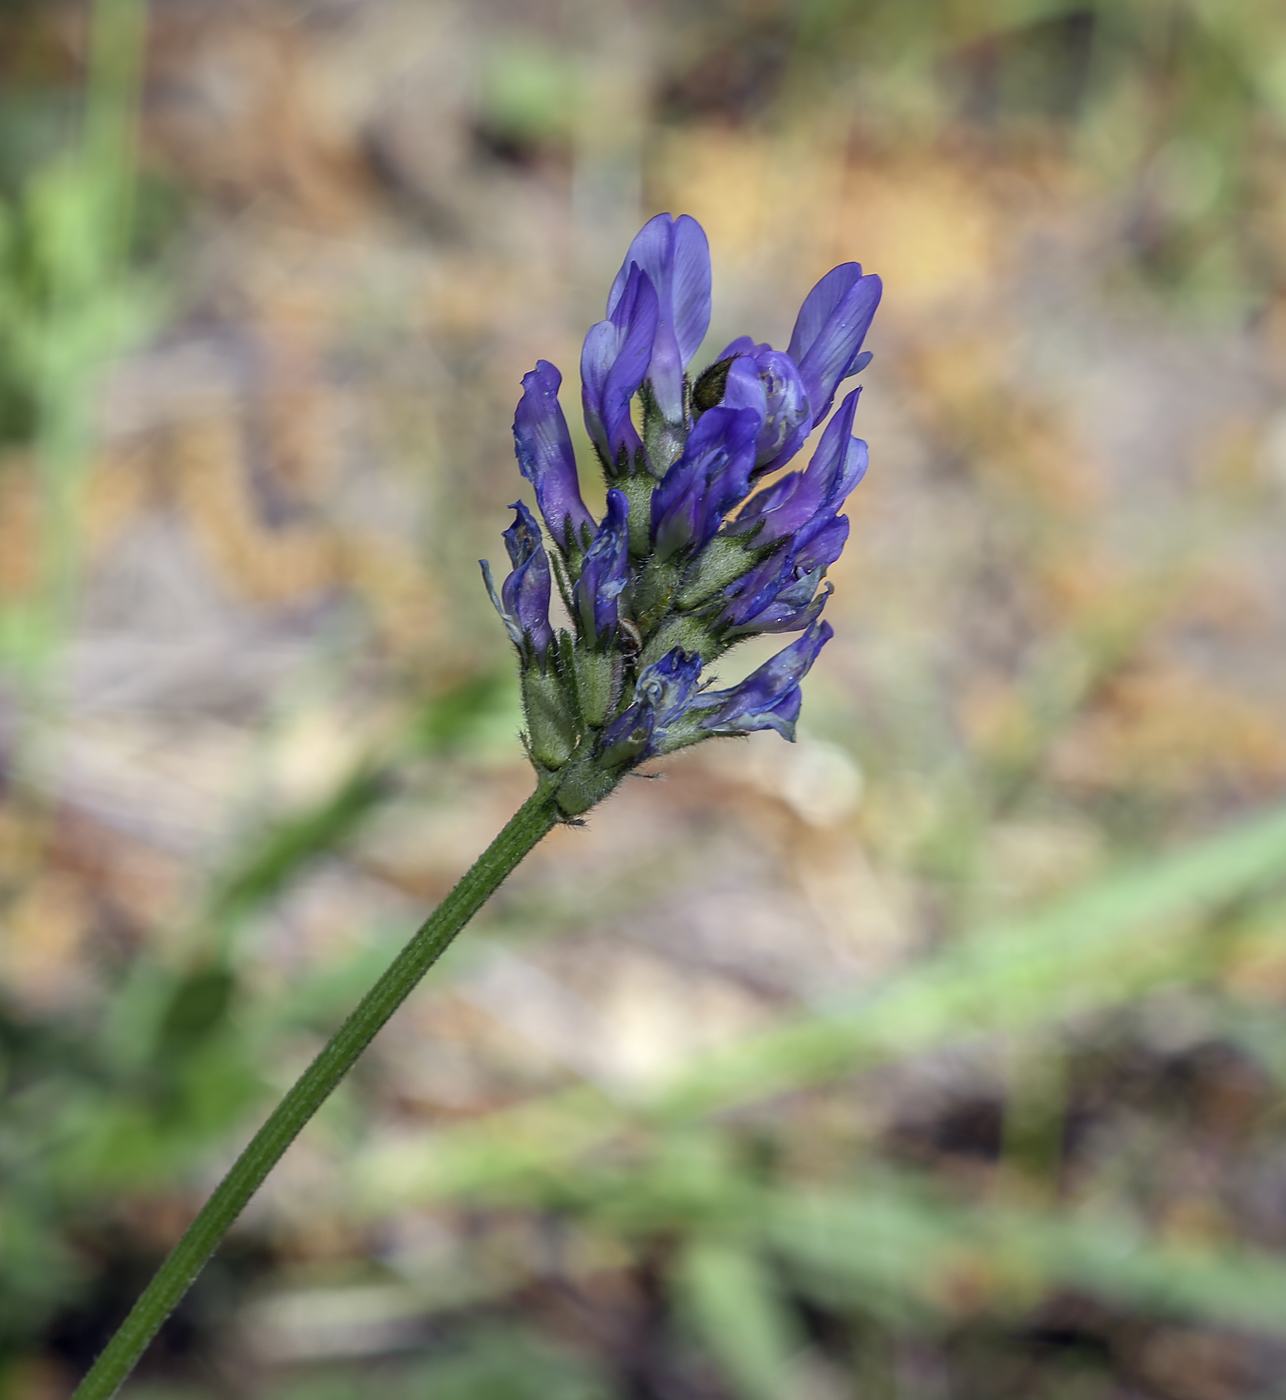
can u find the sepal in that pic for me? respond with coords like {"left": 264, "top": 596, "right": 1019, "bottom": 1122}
{"left": 548, "top": 755, "right": 626, "bottom": 819}
{"left": 572, "top": 645, "right": 623, "bottom": 728}
{"left": 675, "top": 530, "right": 779, "bottom": 611}
{"left": 637, "top": 612, "right": 721, "bottom": 668}
{"left": 521, "top": 655, "right": 578, "bottom": 771}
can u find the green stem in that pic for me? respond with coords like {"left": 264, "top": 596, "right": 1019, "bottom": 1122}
{"left": 73, "top": 786, "right": 561, "bottom": 1400}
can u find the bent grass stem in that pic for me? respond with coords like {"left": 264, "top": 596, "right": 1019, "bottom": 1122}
{"left": 73, "top": 786, "right": 560, "bottom": 1400}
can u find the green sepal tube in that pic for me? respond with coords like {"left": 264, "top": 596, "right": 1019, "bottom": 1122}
{"left": 572, "top": 644, "right": 622, "bottom": 727}
{"left": 632, "top": 554, "right": 682, "bottom": 630}
{"left": 619, "top": 472, "right": 658, "bottom": 559}
{"left": 549, "top": 752, "right": 627, "bottom": 818}
{"left": 561, "top": 522, "right": 590, "bottom": 579}
{"left": 520, "top": 660, "right": 578, "bottom": 770}
{"left": 640, "top": 379, "right": 686, "bottom": 478}
{"left": 637, "top": 613, "right": 721, "bottom": 669}
{"left": 676, "top": 532, "right": 772, "bottom": 611}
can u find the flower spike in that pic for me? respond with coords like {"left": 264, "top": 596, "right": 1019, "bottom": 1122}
{"left": 80, "top": 213, "right": 884, "bottom": 1400}
{"left": 488, "top": 217, "right": 878, "bottom": 816}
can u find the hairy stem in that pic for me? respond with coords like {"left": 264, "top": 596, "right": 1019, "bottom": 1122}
{"left": 73, "top": 786, "right": 561, "bottom": 1400}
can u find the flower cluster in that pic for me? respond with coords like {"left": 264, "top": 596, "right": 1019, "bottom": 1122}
{"left": 482, "top": 213, "right": 880, "bottom": 818}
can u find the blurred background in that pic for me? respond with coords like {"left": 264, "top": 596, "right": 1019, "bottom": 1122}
{"left": 5, "top": 1, "right": 1286, "bottom": 1396}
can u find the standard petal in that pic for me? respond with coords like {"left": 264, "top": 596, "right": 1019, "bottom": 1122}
{"left": 582, "top": 266, "right": 660, "bottom": 469}
{"left": 750, "top": 349, "right": 811, "bottom": 473}
{"left": 787, "top": 266, "right": 882, "bottom": 425}
{"left": 607, "top": 214, "right": 673, "bottom": 317}
{"left": 714, "top": 335, "right": 758, "bottom": 362}
{"left": 606, "top": 213, "right": 712, "bottom": 424}
{"left": 707, "top": 343, "right": 812, "bottom": 474}
{"left": 670, "top": 214, "right": 712, "bottom": 366}
{"left": 514, "top": 360, "right": 594, "bottom": 551}
{"left": 788, "top": 264, "right": 864, "bottom": 363}
{"left": 720, "top": 356, "right": 769, "bottom": 421}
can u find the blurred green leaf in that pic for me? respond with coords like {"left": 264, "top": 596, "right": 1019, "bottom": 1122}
{"left": 209, "top": 671, "right": 514, "bottom": 930}
{"left": 360, "top": 799, "right": 1286, "bottom": 1214}
{"left": 479, "top": 42, "right": 584, "bottom": 144}
{"left": 267, "top": 1326, "right": 609, "bottom": 1400}
{"left": 676, "top": 1238, "right": 803, "bottom": 1400}
{"left": 657, "top": 798, "right": 1286, "bottom": 1119}
{"left": 771, "top": 1177, "right": 1286, "bottom": 1335}
{"left": 207, "top": 767, "right": 391, "bottom": 929}
{"left": 155, "top": 967, "right": 237, "bottom": 1058}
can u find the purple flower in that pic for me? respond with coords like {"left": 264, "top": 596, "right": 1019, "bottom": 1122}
{"left": 650, "top": 407, "right": 759, "bottom": 562}
{"left": 607, "top": 213, "right": 711, "bottom": 425}
{"left": 715, "top": 389, "right": 865, "bottom": 636}
{"left": 582, "top": 264, "right": 659, "bottom": 471}
{"left": 637, "top": 647, "right": 704, "bottom": 730}
{"left": 715, "top": 337, "right": 812, "bottom": 475}
{"left": 597, "top": 700, "right": 656, "bottom": 766}
{"left": 700, "top": 620, "right": 833, "bottom": 741}
{"left": 514, "top": 360, "right": 594, "bottom": 553}
{"left": 719, "top": 548, "right": 839, "bottom": 636}
{"left": 480, "top": 501, "right": 553, "bottom": 656}
{"left": 734, "top": 387, "right": 868, "bottom": 544}
{"left": 599, "top": 647, "right": 704, "bottom": 762}
{"left": 787, "top": 264, "right": 882, "bottom": 426}
{"left": 573, "top": 489, "right": 632, "bottom": 640}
